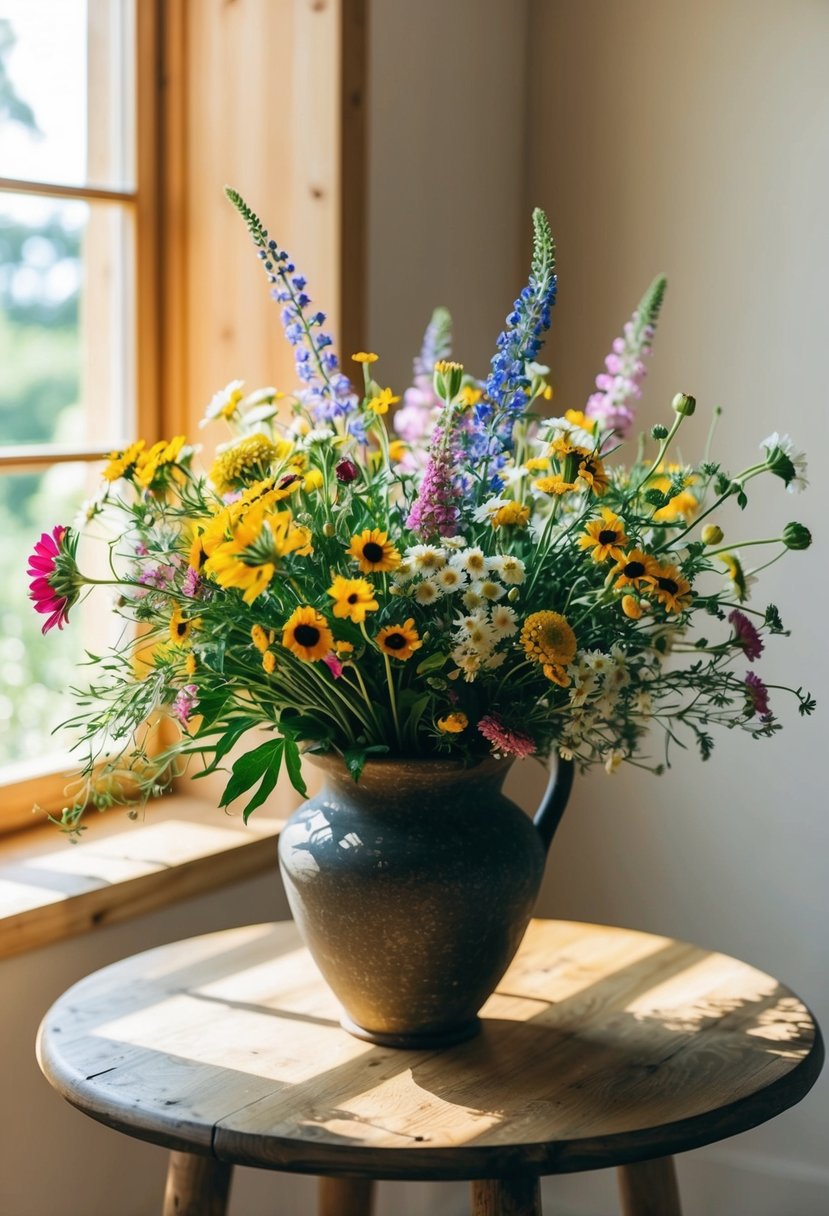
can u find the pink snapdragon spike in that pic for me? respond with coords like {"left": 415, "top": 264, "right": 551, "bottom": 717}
{"left": 394, "top": 306, "right": 452, "bottom": 468}
{"left": 728, "top": 609, "right": 764, "bottom": 662}
{"left": 405, "top": 420, "right": 461, "bottom": 538}
{"left": 585, "top": 274, "right": 666, "bottom": 439}
{"left": 27, "top": 525, "right": 78, "bottom": 634}
{"left": 171, "top": 684, "right": 199, "bottom": 725}
{"left": 478, "top": 713, "right": 536, "bottom": 759}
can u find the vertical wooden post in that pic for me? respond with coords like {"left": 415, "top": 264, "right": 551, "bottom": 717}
{"left": 319, "top": 1176, "right": 375, "bottom": 1216}
{"left": 162, "top": 1150, "right": 232, "bottom": 1216}
{"left": 471, "top": 1175, "right": 542, "bottom": 1216}
{"left": 617, "top": 1156, "right": 682, "bottom": 1216}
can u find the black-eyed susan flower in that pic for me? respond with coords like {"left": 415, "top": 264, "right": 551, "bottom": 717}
{"left": 520, "top": 611, "right": 577, "bottom": 669}
{"left": 578, "top": 509, "right": 629, "bottom": 562}
{"left": 282, "top": 606, "right": 334, "bottom": 662}
{"left": 327, "top": 575, "right": 379, "bottom": 623}
{"left": 169, "top": 607, "right": 201, "bottom": 644}
{"left": 611, "top": 549, "right": 657, "bottom": 590}
{"left": 376, "top": 619, "right": 422, "bottom": 661}
{"left": 346, "top": 529, "right": 400, "bottom": 573}
{"left": 646, "top": 563, "right": 692, "bottom": 614}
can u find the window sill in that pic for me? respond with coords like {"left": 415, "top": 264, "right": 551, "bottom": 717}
{"left": 0, "top": 796, "right": 283, "bottom": 960}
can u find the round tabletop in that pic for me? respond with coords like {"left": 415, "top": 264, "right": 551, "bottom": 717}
{"left": 37, "top": 919, "right": 823, "bottom": 1180}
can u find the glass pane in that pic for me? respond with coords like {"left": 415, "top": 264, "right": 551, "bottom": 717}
{"left": 0, "top": 192, "right": 134, "bottom": 448}
{"left": 0, "top": 0, "right": 135, "bottom": 190}
{"left": 0, "top": 465, "right": 93, "bottom": 768}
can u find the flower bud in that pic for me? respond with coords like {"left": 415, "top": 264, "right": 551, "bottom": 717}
{"left": 701, "top": 524, "right": 724, "bottom": 546}
{"left": 621, "top": 594, "right": 642, "bottom": 620}
{"left": 651, "top": 424, "right": 669, "bottom": 440}
{"left": 322, "top": 521, "right": 336, "bottom": 538}
{"left": 671, "top": 392, "right": 696, "bottom": 417}
{"left": 433, "top": 359, "right": 464, "bottom": 400}
{"left": 507, "top": 586, "right": 521, "bottom": 603}
{"left": 783, "top": 522, "right": 812, "bottom": 551}
{"left": 335, "top": 458, "right": 359, "bottom": 483}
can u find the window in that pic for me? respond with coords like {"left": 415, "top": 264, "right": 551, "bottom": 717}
{"left": 0, "top": 1, "right": 160, "bottom": 830}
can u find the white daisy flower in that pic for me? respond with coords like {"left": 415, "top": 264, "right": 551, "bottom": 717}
{"left": 201, "top": 379, "right": 245, "bottom": 427}
{"left": 442, "top": 535, "right": 467, "bottom": 550}
{"left": 484, "top": 651, "right": 506, "bottom": 670}
{"left": 454, "top": 547, "right": 488, "bottom": 579}
{"left": 475, "top": 579, "right": 506, "bottom": 602}
{"left": 490, "top": 604, "right": 518, "bottom": 636}
{"left": 633, "top": 690, "right": 653, "bottom": 719}
{"left": 461, "top": 587, "right": 485, "bottom": 611}
{"left": 761, "top": 432, "right": 808, "bottom": 493}
{"left": 473, "top": 497, "right": 509, "bottom": 523}
{"left": 413, "top": 578, "right": 441, "bottom": 605}
{"left": 407, "top": 544, "right": 446, "bottom": 572}
{"left": 303, "top": 426, "right": 336, "bottom": 444}
{"left": 391, "top": 560, "right": 416, "bottom": 585}
{"left": 436, "top": 565, "right": 465, "bottom": 592}
{"left": 604, "top": 749, "right": 625, "bottom": 774}
{"left": 497, "top": 555, "right": 526, "bottom": 585}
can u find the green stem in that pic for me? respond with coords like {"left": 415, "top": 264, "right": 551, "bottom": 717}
{"left": 382, "top": 652, "right": 402, "bottom": 748}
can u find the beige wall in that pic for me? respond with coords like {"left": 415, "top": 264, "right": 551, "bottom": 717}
{"left": 522, "top": 2, "right": 829, "bottom": 1212}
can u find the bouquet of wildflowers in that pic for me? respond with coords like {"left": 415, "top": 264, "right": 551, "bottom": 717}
{"left": 28, "top": 190, "right": 814, "bottom": 836}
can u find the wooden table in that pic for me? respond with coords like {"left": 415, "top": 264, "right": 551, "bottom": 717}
{"left": 36, "top": 919, "right": 823, "bottom": 1215}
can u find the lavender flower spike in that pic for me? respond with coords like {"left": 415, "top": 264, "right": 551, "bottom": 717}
{"left": 225, "top": 188, "right": 357, "bottom": 423}
{"left": 585, "top": 274, "right": 667, "bottom": 438}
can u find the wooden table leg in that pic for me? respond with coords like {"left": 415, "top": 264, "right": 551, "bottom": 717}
{"left": 471, "top": 1176, "right": 542, "bottom": 1216}
{"left": 318, "top": 1177, "right": 376, "bottom": 1216}
{"left": 617, "top": 1156, "right": 682, "bottom": 1216}
{"left": 162, "top": 1150, "right": 232, "bottom": 1216}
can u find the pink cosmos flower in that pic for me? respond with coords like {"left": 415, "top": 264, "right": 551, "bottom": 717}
{"left": 27, "top": 525, "right": 79, "bottom": 634}
{"left": 728, "top": 609, "right": 764, "bottom": 662}
{"left": 323, "top": 653, "right": 344, "bottom": 679}
{"left": 478, "top": 714, "right": 536, "bottom": 759}
{"left": 744, "top": 671, "right": 771, "bottom": 718}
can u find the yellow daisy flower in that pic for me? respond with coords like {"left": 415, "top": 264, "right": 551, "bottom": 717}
{"left": 169, "top": 608, "right": 200, "bottom": 644}
{"left": 458, "top": 385, "right": 483, "bottom": 408}
{"left": 103, "top": 439, "right": 145, "bottom": 482}
{"left": 209, "top": 434, "right": 287, "bottom": 495}
{"left": 578, "top": 509, "right": 629, "bottom": 562}
{"left": 352, "top": 352, "right": 379, "bottom": 364}
{"left": 438, "top": 711, "right": 468, "bottom": 733}
{"left": 376, "top": 619, "right": 422, "bottom": 661}
{"left": 346, "top": 528, "right": 400, "bottom": 573}
{"left": 327, "top": 575, "right": 379, "bottom": 623}
{"left": 491, "top": 501, "right": 530, "bottom": 528}
{"left": 282, "top": 606, "right": 334, "bottom": 662}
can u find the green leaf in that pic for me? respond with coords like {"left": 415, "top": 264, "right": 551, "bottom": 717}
{"left": 241, "top": 765, "right": 281, "bottom": 824}
{"left": 279, "top": 712, "right": 332, "bottom": 743}
{"left": 184, "top": 716, "right": 258, "bottom": 778}
{"left": 283, "top": 735, "right": 307, "bottom": 797}
{"left": 220, "top": 738, "right": 283, "bottom": 808}
{"left": 343, "top": 743, "right": 389, "bottom": 783}
{"left": 415, "top": 652, "right": 447, "bottom": 676}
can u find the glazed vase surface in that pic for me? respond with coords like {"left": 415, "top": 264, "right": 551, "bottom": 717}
{"left": 277, "top": 753, "right": 572, "bottom": 1048}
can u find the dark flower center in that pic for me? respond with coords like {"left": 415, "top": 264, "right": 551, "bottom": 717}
{"left": 347, "top": 593, "right": 359, "bottom": 604}
{"left": 598, "top": 530, "right": 617, "bottom": 545}
{"left": 362, "top": 541, "right": 384, "bottom": 563}
{"left": 175, "top": 621, "right": 188, "bottom": 637}
{"left": 384, "top": 632, "right": 406, "bottom": 650}
{"left": 624, "top": 561, "right": 645, "bottom": 578}
{"left": 294, "top": 624, "right": 320, "bottom": 647}
{"left": 657, "top": 577, "right": 679, "bottom": 595}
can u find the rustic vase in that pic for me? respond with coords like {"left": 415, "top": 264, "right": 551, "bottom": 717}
{"left": 278, "top": 752, "right": 574, "bottom": 1049}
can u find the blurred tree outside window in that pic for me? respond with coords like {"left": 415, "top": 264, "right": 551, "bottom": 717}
{"left": 0, "top": 2, "right": 139, "bottom": 799}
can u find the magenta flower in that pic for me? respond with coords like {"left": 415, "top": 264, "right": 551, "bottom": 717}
{"left": 335, "top": 459, "right": 360, "bottom": 484}
{"left": 744, "top": 672, "right": 771, "bottom": 718}
{"left": 323, "top": 653, "right": 344, "bottom": 679}
{"left": 478, "top": 714, "right": 536, "bottom": 759}
{"left": 27, "top": 525, "right": 81, "bottom": 634}
{"left": 728, "top": 609, "right": 764, "bottom": 661}
{"left": 585, "top": 276, "right": 666, "bottom": 438}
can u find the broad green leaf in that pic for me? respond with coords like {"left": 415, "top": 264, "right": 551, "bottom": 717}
{"left": 220, "top": 738, "right": 283, "bottom": 807}
{"left": 416, "top": 652, "right": 447, "bottom": 676}
{"left": 283, "top": 734, "right": 307, "bottom": 797}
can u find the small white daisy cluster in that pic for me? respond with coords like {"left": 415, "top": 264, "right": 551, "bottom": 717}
{"left": 201, "top": 381, "right": 283, "bottom": 431}
{"left": 392, "top": 542, "right": 526, "bottom": 682}
{"left": 558, "top": 648, "right": 664, "bottom": 772}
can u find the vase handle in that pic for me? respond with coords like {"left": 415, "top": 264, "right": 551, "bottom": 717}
{"left": 532, "top": 756, "right": 574, "bottom": 854}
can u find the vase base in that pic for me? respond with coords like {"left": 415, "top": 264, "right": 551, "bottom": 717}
{"left": 339, "top": 1012, "right": 481, "bottom": 1050}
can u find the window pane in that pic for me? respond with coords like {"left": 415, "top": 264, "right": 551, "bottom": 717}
{"left": 0, "top": 192, "right": 134, "bottom": 448}
{"left": 0, "top": 465, "right": 92, "bottom": 768}
{"left": 0, "top": 0, "right": 135, "bottom": 190}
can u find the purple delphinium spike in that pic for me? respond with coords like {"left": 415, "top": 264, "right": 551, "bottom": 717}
{"left": 481, "top": 209, "right": 557, "bottom": 454}
{"left": 225, "top": 189, "right": 357, "bottom": 423}
{"left": 585, "top": 275, "right": 667, "bottom": 438}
